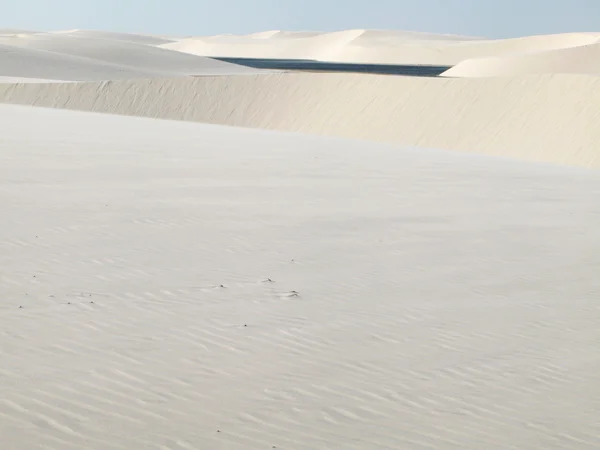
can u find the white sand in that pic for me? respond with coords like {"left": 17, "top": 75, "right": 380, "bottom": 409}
{"left": 1, "top": 72, "right": 598, "bottom": 167}
{"left": 0, "top": 33, "right": 255, "bottom": 81}
{"left": 49, "top": 29, "right": 176, "bottom": 45}
{"left": 163, "top": 30, "right": 600, "bottom": 66}
{"left": 443, "top": 43, "right": 600, "bottom": 77}
{"left": 0, "top": 33, "right": 257, "bottom": 76}
{"left": 1, "top": 103, "right": 599, "bottom": 449}
{"left": 0, "top": 43, "right": 161, "bottom": 81}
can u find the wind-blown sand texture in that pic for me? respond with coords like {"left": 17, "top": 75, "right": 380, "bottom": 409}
{"left": 1, "top": 104, "right": 600, "bottom": 449}
{"left": 0, "top": 31, "right": 257, "bottom": 81}
{"left": 1, "top": 26, "right": 600, "bottom": 449}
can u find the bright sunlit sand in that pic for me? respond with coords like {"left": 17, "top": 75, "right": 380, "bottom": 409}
{"left": 0, "top": 27, "right": 599, "bottom": 450}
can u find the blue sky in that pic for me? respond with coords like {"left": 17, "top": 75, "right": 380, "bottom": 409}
{"left": 3, "top": 0, "right": 599, "bottom": 38}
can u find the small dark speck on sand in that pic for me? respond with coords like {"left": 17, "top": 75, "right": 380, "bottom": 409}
{"left": 19, "top": 306, "right": 23, "bottom": 309}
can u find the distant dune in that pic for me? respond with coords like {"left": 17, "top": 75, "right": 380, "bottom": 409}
{"left": 49, "top": 29, "right": 176, "bottom": 45}
{"left": 0, "top": 42, "right": 169, "bottom": 81}
{"left": 442, "top": 42, "right": 600, "bottom": 77}
{"left": 164, "top": 30, "right": 600, "bottom": 66}
{"left": 0, "top": 31, "right": 257, "bottom": 81}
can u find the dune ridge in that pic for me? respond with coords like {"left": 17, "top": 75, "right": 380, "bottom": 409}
{"left": 0, "top": 32, "right": 255, "bottom": 81}
{"left": 49, "top": 29, "right": 177, "bottom": 45}
{"left": 443, "top": 42, "right": 600, "bottom": 77}
{"left": 164, "top": 30, "right": 600, "bottom": 67}
{"left": 3, "top": 29, "right": 600, "bottom": 78}
{"left": 1, "top": 72, "right": 598, "bottom": 167}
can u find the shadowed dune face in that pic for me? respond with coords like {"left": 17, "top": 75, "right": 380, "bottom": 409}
{"left": 1, "top": 104, "right": 600, "bottom": 449}
{"left": 1, "top": 72, "right": 598, "bottom": 167}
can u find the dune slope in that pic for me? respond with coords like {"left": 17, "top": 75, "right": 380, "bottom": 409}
{"left": 443, "top": 42, "right": 600, "bottom": 77}
{"left": 0, "top": 33, "right": 254, "bottom": 76}
{"left": 163, "top": 30, "right": 600, "bottom": 65}
{"left": 0, "top": 43, "right": 166, "bottom": 81}
{"left": 1, "top": 104, "right": 600, "bottom": 449}
{"left": 50, "top": 29, "right": 176, "bottom": 45}
{"left": 1, "top": 72, "right": 598, "bottom": 167}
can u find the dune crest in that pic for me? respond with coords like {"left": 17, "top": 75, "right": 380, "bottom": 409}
{"left": 0, "top": 33, "right": 257, "bottom": 78}
{"left": 0, "top": 32, "right": 258, "bottom": 81}
{"left": 163, "top": 30, "right": 600, "bottom": 65}
{"left": 1, "top": 72, "right": 598, "bottom": 167}
{"left": 442, "top": 42, "right": 600, "bottom": 77}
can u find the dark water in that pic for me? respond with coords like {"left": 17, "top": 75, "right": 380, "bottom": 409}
{"left": 214, "top": 57, "right": 451, "bottom": 77}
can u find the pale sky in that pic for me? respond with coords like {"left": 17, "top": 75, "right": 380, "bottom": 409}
{"left": 2, "top": 0, "right": 599, "bottom": 38}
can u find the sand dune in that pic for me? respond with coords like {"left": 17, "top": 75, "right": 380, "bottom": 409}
{"left": 1, "top": 72, "right": 598, "bottom": 167}
{"left": 163, "top": 30, "right": 600, "bottom": 65}
{"left": 50, "top": 29, "right": 175, "bottom": 45}
{"left": 443, "top": 43, "right": 600, "bottom": 77}
{"left": 0, "top": 43, "right": 167, "bottom": 81}
{"left": 1, "top": 103, "right": 599, "bottom": 449}
{"left": 0, "top": 31, "right": 258, "bottom": 81}
{"left": 0, "top": 33, "right": 256, "bottom": 77}
{"left": 3, "top": 27, "right": 599, "bottom": 165}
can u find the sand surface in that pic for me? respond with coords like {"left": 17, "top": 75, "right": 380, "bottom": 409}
{"left": 49, "top": 29, "right": 177, "bottom": 45}
{"left": 1, "top": 103, "right": 600, "bottom": 449}
{"left": 1, "top": 26, "right": 600, "bottom": 449}
{"left": 1, "top": 29, "right": 598, "bottom": 166}
{"left": 1, "top": 72, "right": 598, "bottom": 167}
{"left": 164, "top": 30, "right": 600, "bottom": 68}
{"left": 0, "top": 32, "right": 255, "bottom": 81}
{"left": 443, "top": 43, "right": 600, "bottom": 77}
